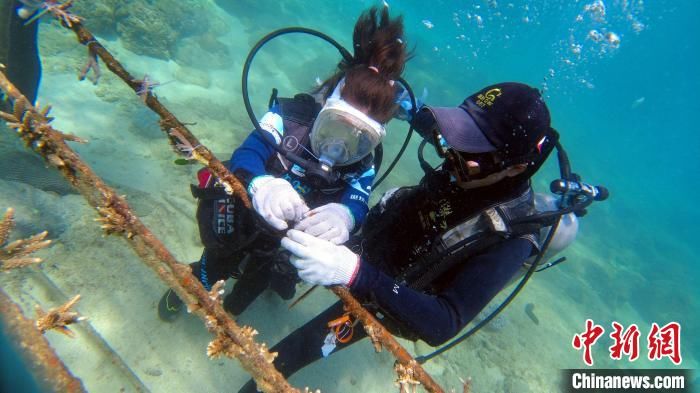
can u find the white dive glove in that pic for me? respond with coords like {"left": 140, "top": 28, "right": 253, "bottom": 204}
{"left": 281, "top": 229, "right": 360, "bottom": 286}
{"left": 249, "top": 175, "right": 309, "bottom": 230}
{"left": 294, "top": 203, "right": 355, "bottom": 245}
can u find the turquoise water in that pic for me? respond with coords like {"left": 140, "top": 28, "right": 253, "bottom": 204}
{"left": 1, "top": 0, "right": 698, "bottom": 392}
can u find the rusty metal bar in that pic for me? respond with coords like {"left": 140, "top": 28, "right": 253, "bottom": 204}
{"left": 0, "top": 288, "right": 85, "bottom": 393}
{"left": 0, "top": 70, "right": 298, "bottom": 393}
{"left": 21, "top": 6, "right": 446, "bottom": 391}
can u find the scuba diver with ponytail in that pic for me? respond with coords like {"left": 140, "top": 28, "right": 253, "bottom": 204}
{"left": 237, "top": 82, "right": 607, "bottom": 392}
{"left": 158, "top": 6, "right": 409, "bottom": 320}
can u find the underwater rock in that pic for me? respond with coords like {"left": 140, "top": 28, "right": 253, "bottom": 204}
{"left": 113, "top": 0, "right": 211, "bottom": 59}
{"left": 71, "top": 0, "right": 224, "bottom": 60}
{"left": 115, "top": 3, "right": 178, "bottom": 59}
{"left": 173, "top": 34, "right": 232, "bottom": 70}
{"left": 72, "top": 0, "right": 119, "bottom": 38}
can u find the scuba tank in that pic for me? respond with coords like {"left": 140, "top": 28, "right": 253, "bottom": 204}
{"left": 523, "top": 193, "right": 579, "bottom": 270}
{"left": 534, "top": 193, "right": 579, "bottom": 260}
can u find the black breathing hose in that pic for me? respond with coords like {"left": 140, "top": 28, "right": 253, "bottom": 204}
{"left": 416, "top": 215, "right": 562, "bottom": 364}
{"left": 373, "top": 78, "right": 417, "bottom": 187}
{"left": 241, "top": 27, "right": 352, "bottom": 169}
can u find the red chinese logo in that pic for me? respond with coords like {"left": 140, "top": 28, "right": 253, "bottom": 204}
{"left": 572, "top": 319, "right": 605, "bottom": 366}
{"left": 648, "top": 322, "right": 682, "bottom": 365}
{"left": 573, "top": 321, "right": 682, "bottom": 366}
{"left": 609, "top": 322, "right": 640, "bottom": 361}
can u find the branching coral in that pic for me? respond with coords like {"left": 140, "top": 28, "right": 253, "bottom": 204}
{"left": 95, "top": 203, "right": 133, "bottom": 238}
{"left": 168, "top": 127, "right": 202, "bottom": 161}
{"left": 0, "top": 93, "right": 86, "bottom": 148}
{"left": 134, "top": 74, "right": 173, "bottom": 104}
{"left": 206, "top": 332, "right": 243, "bottom": 359}
{"left": 0, "top": 290, "right": 85, "bottom": 392}
{"left": 395, "top": 361, "right": 421, "bottom": 393}
{"left": 0, "top": 208, "right": 52, "bottom": 271}
{"left": 35, "top": 295, "right": 87, "bottom": 337}
{"left": 78, "top": 44, "right": 101, "bottom": 85}
{"left": 206, "top": 325, "right": 277, "bottom": 364}
{"left": 208, "top": 280, "right": 225, "bottom": 303}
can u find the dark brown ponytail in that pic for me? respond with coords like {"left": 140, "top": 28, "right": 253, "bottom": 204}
{"left": 318, "top": 6, "right": 409, "bottom": 123}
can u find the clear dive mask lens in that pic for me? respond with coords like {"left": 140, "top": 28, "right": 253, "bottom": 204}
{"left": 310, "top": 78, "right": 385, "bottom": 166}
{"left": 311, "top": 95, "right": 385, "bottom": 166}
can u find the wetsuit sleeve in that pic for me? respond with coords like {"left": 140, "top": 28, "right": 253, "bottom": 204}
{"left": 350, "top": 238, "right": 533, "bottom": 346}
{"left": 228, "top": 107, "right": 284, "bottom": 189}
{"left": 339, "top": 166, "right": 375, "bottom": 231}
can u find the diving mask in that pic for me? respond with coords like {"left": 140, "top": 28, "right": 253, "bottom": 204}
{"left": 310, "top": 80, "right": 386, "bottom": 166}
{"left": 432, "top": 128, "right": 506, "bottom": 182}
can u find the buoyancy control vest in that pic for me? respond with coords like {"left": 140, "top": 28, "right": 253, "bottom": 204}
{"left": 360, "top": 174, "right": 577, "bottom": 295}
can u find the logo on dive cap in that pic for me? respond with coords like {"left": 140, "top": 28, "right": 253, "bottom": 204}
{"left": 475, "top": 88, "right": 502, "bottom": 108}
{"left": 536, "top": 135, "right": 547, "bottom": 153}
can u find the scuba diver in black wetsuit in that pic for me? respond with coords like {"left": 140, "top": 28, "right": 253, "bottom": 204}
{"left": 158, "top": 6, "right": 410, "bottom": 320}
{"left": 238, "top": 82, "right": 608, "bottom": 392}
{"left": 0, "top": 0, "right": 41, "bottom": 110}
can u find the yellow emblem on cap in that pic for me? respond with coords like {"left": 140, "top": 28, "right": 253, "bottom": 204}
{"left": 475, "top": 88, "right": 502, "bottom": 108}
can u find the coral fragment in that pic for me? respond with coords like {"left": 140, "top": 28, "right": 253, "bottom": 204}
{"left": 35, "top": 294, "right": 86, "bottom": 337}
{"left": 395, "top": 361, "right": 421, "bottom": 393}
{"left": 206, "top": 333, "right": 243, "bottom": 359}
{"left": 1, "top": 209, "right": 51, "bottom": 272}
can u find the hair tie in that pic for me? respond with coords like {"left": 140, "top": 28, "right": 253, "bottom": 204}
{"left": 368, "top": 66, "right": 379, "bottom": 74}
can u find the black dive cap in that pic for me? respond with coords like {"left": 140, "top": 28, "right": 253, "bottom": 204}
{"left": 423, "top": 82, "right": 553, "bottom": 163}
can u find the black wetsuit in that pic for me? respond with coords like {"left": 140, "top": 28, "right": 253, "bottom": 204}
{"left": 238, "top": 174, "right": 538, "bottom": 392}
{"left": 0, "top": 0, "right": 41, "bottom": 109}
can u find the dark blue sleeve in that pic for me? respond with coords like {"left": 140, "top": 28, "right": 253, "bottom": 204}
{"left": 228, "top": 130, "right": 276, "bottom": 181}
{"left": 339, "top": 166, "right": 375, "bottom": 230}
{"left": 350, "top": 238, "right": 533, "bottom": 346}
{"left": 228, "top": 106, "right": 283, "bottom": 183}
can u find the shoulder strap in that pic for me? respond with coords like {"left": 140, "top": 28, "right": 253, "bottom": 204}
{"left": 265, "top": 93, "right": 321, "bottom": 172}
{"left": 402, "top": 190, "right": 546, "bottom": 291}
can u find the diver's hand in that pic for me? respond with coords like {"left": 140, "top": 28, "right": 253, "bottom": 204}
{"left": 295, "top": 203, "right": 354, "bottom": 245}
{"left": 249, "top": 176, "right": 309, "bottom": 230}
{"left": 281, "top": 230, "right": 360, "bottom": 286}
